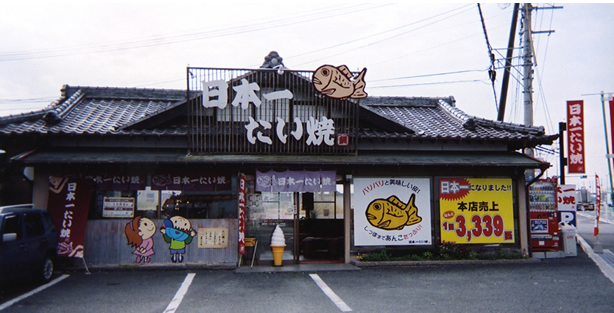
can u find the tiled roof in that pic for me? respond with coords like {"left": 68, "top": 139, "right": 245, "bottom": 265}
{"left": 358, "top": 96, "right": 553, "bottom": 144}
{"left": 0, "top": 85, "right": 190, "bottom": 136}
{"left": 0, "top": 86, "right": 556, "bottom": 147}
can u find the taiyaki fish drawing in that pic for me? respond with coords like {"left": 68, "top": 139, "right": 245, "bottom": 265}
{"left": 365, "top": 194, "right": 422, "bottom": 230}
{"left": 312, "top": 64, "right": 367, "bottom": 100}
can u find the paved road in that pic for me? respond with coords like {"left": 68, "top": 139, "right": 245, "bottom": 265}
{"left": 577, "top": 210, "right": 614, "bottom": 251}
{"left": 2, "top": 211, "right": 614, "bottom": 312}
{"left": 2, "top": 252, "right": 614, "bottom": 312}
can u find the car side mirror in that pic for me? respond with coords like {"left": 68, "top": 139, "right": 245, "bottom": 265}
{"left": 2, "top": 233, "right": 17, "bottom": 242}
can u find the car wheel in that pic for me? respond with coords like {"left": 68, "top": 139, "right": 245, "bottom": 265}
{"left": 39, "top": 256, "right": 54, "bottom": 282}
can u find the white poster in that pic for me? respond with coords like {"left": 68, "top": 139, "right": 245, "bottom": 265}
{"left": 353, "top": 178, "right": 432, "bottom": 246}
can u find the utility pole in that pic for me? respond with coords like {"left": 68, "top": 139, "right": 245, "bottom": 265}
{"left": 497, "top": 3, "right": 519, "bottom": 122}
{"left": 522, "top": 3, "right": 535, "bottom": 181}
{"left": 520, "top": 4, "right": 562, "bottom": 181}
{"left": 522, "top": 3, "right": 534, "bottom": 130}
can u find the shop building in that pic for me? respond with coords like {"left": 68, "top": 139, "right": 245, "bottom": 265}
{"left": 0, "top": 54, "right": 557, "bottom": 267}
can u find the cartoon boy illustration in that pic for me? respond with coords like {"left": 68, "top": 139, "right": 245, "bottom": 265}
{"left": 160, "top": 216, "right": 197, "bottom": 263}
{"left": 124, "top": 216, "right": 156, "bottom": 263}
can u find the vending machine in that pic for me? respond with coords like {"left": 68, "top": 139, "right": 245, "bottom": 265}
{"left": 529, "top": 180, "right": 559, "bottom": 251}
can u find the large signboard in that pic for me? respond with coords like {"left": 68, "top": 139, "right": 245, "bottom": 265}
{"left": 439, "top": 178, "right": 515, "bottom": 244}
{"left": 188, "top": 68, "right": 359, "bottom": 155}
{"left": 353, "top": 178, "right": 432, "bottom": 246}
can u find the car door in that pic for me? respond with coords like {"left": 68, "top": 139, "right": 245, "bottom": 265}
{"left": 0, "top": 214, "right": 25, "bottom": 279}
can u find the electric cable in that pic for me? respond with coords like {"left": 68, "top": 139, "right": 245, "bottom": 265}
{"left": 0, "top": 4, "right": 386, "bottom": 62}
{"left": 477, "top": 3, "right": 499, "bottom": 112}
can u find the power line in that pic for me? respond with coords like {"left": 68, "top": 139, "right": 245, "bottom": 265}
{"left": 477, "top": 3, "right": 499, "bottom": 113}
{"left": 0, "top": 4, "right": 387, "bottom": 62}
{"left": 290, "top": 4, "right": 476, "bottom": 67}
{"left": 369, "top": 79, "right": 487, "bottom": 89}
{"left": 370, "top": 69, "right": 486, "bottom": 83}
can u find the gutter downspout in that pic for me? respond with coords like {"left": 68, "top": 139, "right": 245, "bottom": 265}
{"left": 523, "top": 166, "right": 547, "bottom": 258}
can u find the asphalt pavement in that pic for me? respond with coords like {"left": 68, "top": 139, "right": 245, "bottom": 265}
{"left": 1, "top": 210, "right": 614, "bottom": 312}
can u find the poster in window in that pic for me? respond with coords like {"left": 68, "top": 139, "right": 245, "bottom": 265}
{"left": 439, "top": 178, "right": 515, "bottom": 244}
{"left": 353, "top": 178, "right": 432, "bottom": 246}
{"left": 103, "top": 197, "right": 135, "bottom": 218}
{"left": 136, "top": 189, "right": 158, "bottom": 211}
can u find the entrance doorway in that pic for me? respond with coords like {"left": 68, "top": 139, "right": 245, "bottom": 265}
{"left": 244, "top": 182, "right": 345, "bottom": 266}
{"left": 296, "top": 190, "right": 344, "bottom": 263}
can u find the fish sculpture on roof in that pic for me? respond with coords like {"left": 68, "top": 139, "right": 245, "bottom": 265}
{"left": 312, "top": 64, "right": 367, "bottom": 100}
{"left": 365, "top": 194, "right": 422, "bottom": 230}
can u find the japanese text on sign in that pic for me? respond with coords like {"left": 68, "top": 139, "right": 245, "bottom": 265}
{"left": 567, "top": 100, "right": 585, "bottom": 173}
{"left": 353, "top": 177, "right": 432, "bottom": 246}
{"left": 439, "top": 178, "right": 515, "bottom": 244}
{"left": 202, "top": 79, "right": 336, "bottom": 147}
{"left": 198, "top": 228, "right": 229, "bottom": 248}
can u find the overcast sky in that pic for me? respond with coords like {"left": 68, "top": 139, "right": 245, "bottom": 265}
{"left": 1, "top": 2, "right": 613, "bottom": 194}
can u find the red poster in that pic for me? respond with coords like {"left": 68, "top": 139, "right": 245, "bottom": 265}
{"left": 238, "top": 173, "right": 246, "bottom": 255}
{"left": 48, "top": 177, "right": 95, "bottom": 258}
{"left": 567, "top": 100, "right": 585, "bottom": 173}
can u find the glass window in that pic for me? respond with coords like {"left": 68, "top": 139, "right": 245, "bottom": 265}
{"left": 24, "top": 213, "right": 44, "bottom": 238}
{"left": 161, "top": 192, "right": 238, "bottom": 219}
{"left": 1, "top": 215, "right": 22, "bottom": 239}
{"left": 303, "top": 188, "right": 344, "bottom": 220}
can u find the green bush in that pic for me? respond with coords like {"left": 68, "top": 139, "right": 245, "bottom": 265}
{"left": 358, "top": 241, "right": 524, "bottom": 262}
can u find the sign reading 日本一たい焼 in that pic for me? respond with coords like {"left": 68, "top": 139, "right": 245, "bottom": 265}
{"left": 439, "top": 178, "right": 515, "bottom": 244}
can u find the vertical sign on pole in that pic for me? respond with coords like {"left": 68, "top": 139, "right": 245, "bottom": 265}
{"left": 238, "top": 173, "right": 246, "bottom": 255}
{"left": 595, "top": 175, "right": 601, "bottom": 236}
{"left": 567, "top": 100, "right": 585, "bottom": 174}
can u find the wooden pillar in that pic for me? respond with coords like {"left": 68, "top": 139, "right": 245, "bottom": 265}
{"left": 344, "top": 179, "right": 352, "bottom": 264}
{"left": 32, "top": 167, "right": 49, "bottom": 210}
{"left": 517, "top": 174, "right": 530, "bottom": 255}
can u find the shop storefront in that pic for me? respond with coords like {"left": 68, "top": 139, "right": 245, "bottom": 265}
{"left": 0, "top": 53, "right": 557, "bottom": 267}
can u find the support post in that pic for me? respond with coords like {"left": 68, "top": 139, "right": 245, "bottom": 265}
{"left": 559, "top": 122, "right": 567, "bottom": 185}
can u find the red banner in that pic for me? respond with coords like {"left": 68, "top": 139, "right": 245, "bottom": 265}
{"left": 48, "top": 177, "right": 95, "bottom": 258}
{"left": 238, "top": 173, "right": 246, "bottom": 255}
{"left": 610, "top": 99, "right": 614, "bottom": 157}
{"left": 567, "top": 100, "right": 585, "bottom": 173}
{"left": 595, "top": 175, "right": 601, "bottom": 236}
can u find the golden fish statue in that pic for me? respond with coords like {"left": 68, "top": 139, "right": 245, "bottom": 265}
{"left": 312, "top": 64, "right": 367, "bottom": 100}
{"left": 366, "top": 194, "right": 422, "bottom": 230}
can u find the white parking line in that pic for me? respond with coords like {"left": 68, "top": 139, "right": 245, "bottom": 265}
{"left": 0, "top": 274, "right": 70, "bottom": 311}
{"left": 309, "top": 273, "right": 352, "bottom": 312}
{"left": 163, "top": 273, "right": 196, "bottom": 313}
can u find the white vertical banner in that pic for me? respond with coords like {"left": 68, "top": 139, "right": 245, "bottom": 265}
{"left": 353, "top": 177, "right": 432, "bottom": 246}
{"left": 556, "top": 184, "right": 577, "bottom": 226}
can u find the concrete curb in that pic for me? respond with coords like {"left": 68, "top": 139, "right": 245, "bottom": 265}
{"left": 351, "top": 256, "right": 541, "bottom": 268}
{"left": 576, "top": 234, "right": 614, "bottom": 284}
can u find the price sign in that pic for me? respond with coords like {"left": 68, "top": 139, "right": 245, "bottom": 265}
{"left": 439, "top": 178, "right": 515, "bottom": 244}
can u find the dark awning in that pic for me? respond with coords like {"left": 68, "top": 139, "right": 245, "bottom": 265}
{"left": 11, "top": 149, "right": 548, "bottom": 170}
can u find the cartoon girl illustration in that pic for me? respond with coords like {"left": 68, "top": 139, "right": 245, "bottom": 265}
{"left": 125, "top": 216, "right": 156, "bottom": 263}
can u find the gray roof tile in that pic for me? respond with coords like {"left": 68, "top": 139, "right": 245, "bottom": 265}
{"left": 0, "top": 86, "right": 556, "bottom": 147}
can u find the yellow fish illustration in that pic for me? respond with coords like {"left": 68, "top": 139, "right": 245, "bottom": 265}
{"left": 365, "top": 194, "right": 422, "bottom": 230}
{"left": 312, "top": 64, "right": 367, "bottom": 100}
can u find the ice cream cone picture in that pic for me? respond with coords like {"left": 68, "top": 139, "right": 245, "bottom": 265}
{"left": 270, "top": 225, "right": 286, "bottom": 266}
